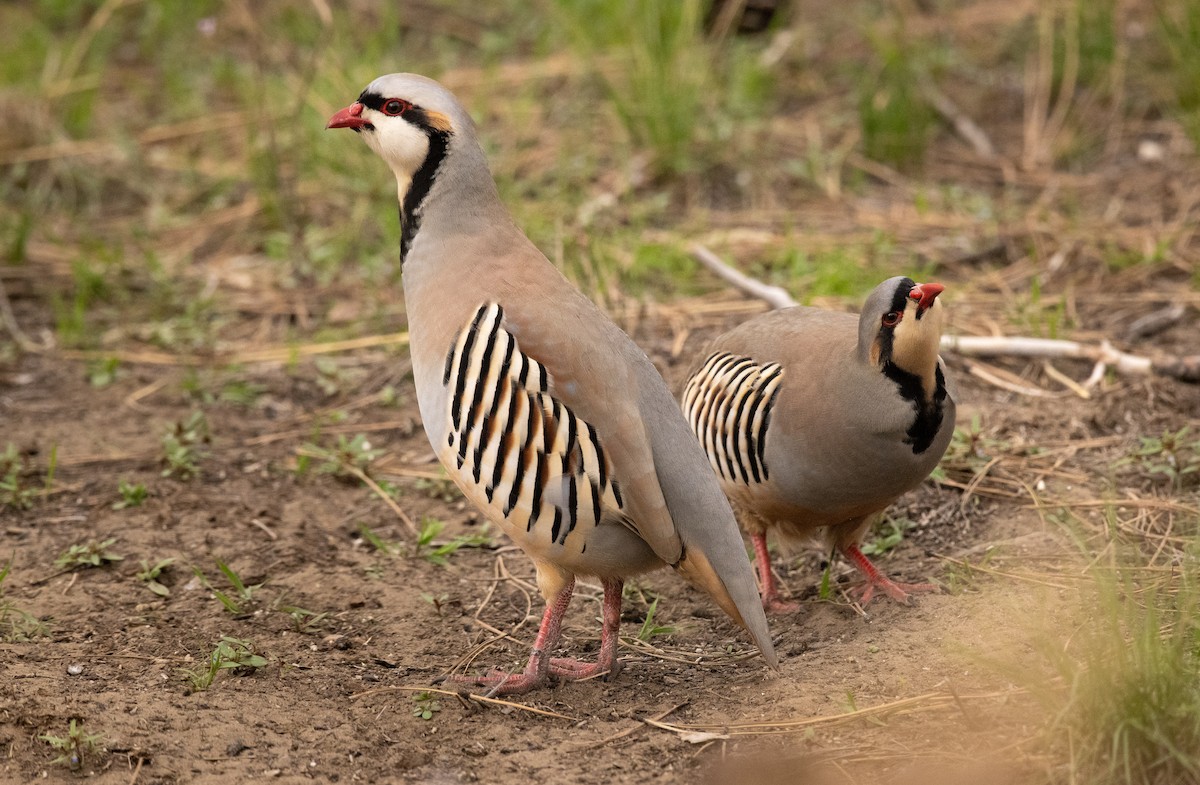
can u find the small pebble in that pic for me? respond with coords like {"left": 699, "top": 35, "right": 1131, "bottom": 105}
{"left": 1137, "top": 139, "right": 1165, "bottom": 163}
{"left": 67, "top": 664, "right": 83, "bottom": 676}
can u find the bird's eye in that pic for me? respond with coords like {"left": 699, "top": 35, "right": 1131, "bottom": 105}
{"left": 382, "top": 99, "right": 409, "bottom": 116}
{"left": 882, "top": 311, "right": 902, "bottom": 327}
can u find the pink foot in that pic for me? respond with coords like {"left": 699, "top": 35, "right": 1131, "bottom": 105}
{"left": 548, "top": 656, "right": 622, "bottom": 681}
{"left": 448, "top": 667, "right": 548, "bottom": 696}
{"left": 448, "top": 577, "right": 625, "bottom": 696}
{"left": 762, "top": 592, "right": 800, "bottom": 614}
{"left": 842, "top": 544, "right": 939, "bottom": 605}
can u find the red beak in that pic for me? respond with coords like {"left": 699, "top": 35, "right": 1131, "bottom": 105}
{"left": 908, "top": 282, "right": 945, "bottom": 312}
{"left": 326, "top": 102, "right": 370, "bottom": 130}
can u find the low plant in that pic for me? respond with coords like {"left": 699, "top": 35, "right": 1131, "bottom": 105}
{"left": 87, "top": 357, "right": 121, "bottom": 388}
{"left": 411, "top": 691, "right": 441, "bottom": 720}
{"left": 1157, "top": 0, "right": 1200, "bottom": 146}
{"left": 932, "top": 413, "right": 1007, "bottom": 481}
{"left": 195, "top": 560, "right": 264, "bottom": 614}
{"left": 276, "top": 603, "right": 329, "bottom": 634}
{"left": 858, "top": 26, "right": 935, "bottom": 169}
{"left": 300, "top": 434, "right": 384, "bottom": 481}
{"left": 862, "top": 516, "right": 915, "bottom": 557}
{"left": 314, "top": 357, "right": 361, "bottom": 397}
{"left": 415, "top": 519, "right": 491, "bottom": 567}
{"left": 136, "top": 557, "right": 175, "bottom": 597}
{"left": 0, "top": 443, "right": 35, "bottom": 510}
{"left": 413, "top": 474, "right": 461, "bottom": 503}
{"left": 1113, "top": 425, "right": 1200, "bottom": 492}
{"left": 636, "top": 596, "right": 676, "bottom": 642}
{"left": 112, "top": 480, "right": 148, "bottom": 510}
{"left": 0, "top": 558, "right": 47, "bottom": 641}
{"left": 358, "top": 523, "right": 402, "bottom": 556}
{"left": 161, "top": 411, "right": 209, "bottom": 479}
{"left": 39, "top": 719, "right": 104, "bottom": 771}
{"left": 421, "top": 592, "right": 451, "bottom": 615}
{"left": 54, "top": 538, "right": 123, "bottom": 571}
{"left": 182, "top": 636, "right": 269, "bottom": 692}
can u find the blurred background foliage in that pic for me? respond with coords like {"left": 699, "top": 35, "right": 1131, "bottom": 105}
{"left": 2, "top": 0, "right": 1199, "bottom": 360}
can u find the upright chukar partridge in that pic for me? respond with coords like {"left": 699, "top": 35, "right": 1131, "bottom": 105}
{"left": 681, "top": 277, "right": 955, "bottom": 610}
{"left": 327, "top": 73, "right": 776, "bottom": 693}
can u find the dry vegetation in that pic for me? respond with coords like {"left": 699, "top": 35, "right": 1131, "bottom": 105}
{"left": 2, "top": 1, "right": 1200, "bottom": 784}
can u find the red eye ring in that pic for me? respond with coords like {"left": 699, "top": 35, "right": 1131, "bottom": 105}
{"left": 382, "top": 99, "right": 410, "bottom": 116}
{"left": 882, "top": 311, "right": 902, "bottom": 327}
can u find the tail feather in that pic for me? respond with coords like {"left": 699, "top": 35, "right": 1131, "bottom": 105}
{"left": 676, "top": 546, "right": 778, "bottom": 668}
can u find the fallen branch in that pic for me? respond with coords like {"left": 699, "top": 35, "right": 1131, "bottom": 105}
{"left": 690, "top": 244, "right": 1200, "bottom": 388}
{"left": 919, "top": 78, "right": 997, "bottom": 159}
{"left": 0, "top": 274, "right": 49, "bottom": 352}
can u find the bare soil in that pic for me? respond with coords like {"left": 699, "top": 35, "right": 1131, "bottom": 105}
{"left": 2, "top": 288, "right": 1198, "bottom": 784}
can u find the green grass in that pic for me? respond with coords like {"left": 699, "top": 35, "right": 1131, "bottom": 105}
{"left": 39, "top": 718, "right": 104, "bottom": 771}
{"left": 750, "top": 236, "right": 935, "bottom": 303}
{"left": 181, "top": 636, "right": 268, "bottom": 692}
{"left": 161, "top": 412, "right": 209, "bottom": 480}
{"left": 858, "top": 21, "right": 936, "bottom": 169}
{"left": 549, "top": 0, "right": 772, "bottom": 178}
{"left": 1156, "top": 0, "right": 1200, "bottom": 146}
{"left": 0, "top": 443, "right": 36, "bottom": 510}
{"left": 53, "top": 537, "right": 123, "bottom": 571}
{"left": 1020, "top": 533, "right": 1200, "bottom": 784}
{"left": 0, "top": 558, "right": 48, "bottom": 642}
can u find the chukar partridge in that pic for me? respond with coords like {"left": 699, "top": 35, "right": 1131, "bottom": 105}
{"left": 681, "top": 277, "right": 955, "bottom": 610}
{"left": 327, "top": 73, "right": 776, "bottom": 693}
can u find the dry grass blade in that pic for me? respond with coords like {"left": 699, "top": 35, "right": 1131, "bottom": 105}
{"left": 566, "top": 701, "right": 690, "bottom": 749}
{"left": 245, "top": 420, "right": 411, "bottom": 448}
{"left": 934, "top": 552, "right": 1073, "bottom": 590}
{"left": 349, "top": 685, "right": 576, "bottom": 721}
{"left": 292, "top": 446, "right": 418, "bottom": 535}
{"left": 644, "top": 690, "right": 1019, "bottom": 737}
{"left": 338, "top": 464, "right": 418, "bottom": 537}
{"left": 445, "top": 555, "right": 535, "bottom": 676}
{"left": 53, "top": 332, "right": 410, "bottom": 368}
{"left": 0, "top": 275, "right": 48, "bottom": 352}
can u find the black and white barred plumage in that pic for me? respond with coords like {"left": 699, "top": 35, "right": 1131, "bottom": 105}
{"left": 681, "top": 351, "right": 784, "bottom": 486}
{"left": 441, "top": 303, "right": 624, "bottom": 549}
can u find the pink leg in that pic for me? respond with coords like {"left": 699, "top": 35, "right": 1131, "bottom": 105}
{"left": 450, "top": 576, "right": 627, "bottom": 695}
{"left": 450, "top": 577, "right": 575, "bottom": 696}
{"left": 840, "top": 544, "right": 938, "bottom": 605}
{"left": 548, "top": 577, "right": 624, "bottom": 681}
{"left": 752, "top": 532, "right": 798, "bottom": 613}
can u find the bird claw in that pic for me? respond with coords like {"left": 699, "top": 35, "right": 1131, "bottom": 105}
{"left": 762, "top": 593, "right": 800, "bottom": 614}
{"left": 445, "top": 668, "right": 547, "bottom": 697}
{"left": 548, "top": 656, "right": 622, "bottom": 682}
{"left": 850, "top": 577, "right": 938, "bottom": 605}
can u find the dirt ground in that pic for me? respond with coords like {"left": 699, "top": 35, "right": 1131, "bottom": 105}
{"left": 2, "top": 280, "right": 1198, "bottom": 785}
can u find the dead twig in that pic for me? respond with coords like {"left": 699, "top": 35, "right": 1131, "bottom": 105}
{"left": 53, "top": 331, "right": 410, "bottom": 367}
{"left": 919, "top": 77, "right": 996, "bottom": 159}
{"left": 0, "top": 275, "right": 48, "bottom": 352}
{"left": 349, "top": 684, "right": 575, "bottom": 721}
{"left": 933, "top": 553, "right": 1072, "bottom": 590}
{"left": 644, "top": 690, "right": 1020, "bottom": 737}
{"left": 689, "top": 244, "right": 798, "bottom": 309}
{"left": 567, "top": 701, "right": 690, "bottom": 749}
{"left": 294, "top": 447, "right": 418, "bottom": 536}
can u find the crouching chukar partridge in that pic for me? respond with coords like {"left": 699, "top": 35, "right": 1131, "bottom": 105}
{"left": 327, "top": 73, "right": 776, "bottom": 693}
{"left": 681, "top": 277, "right": 956, "bottom": 610}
